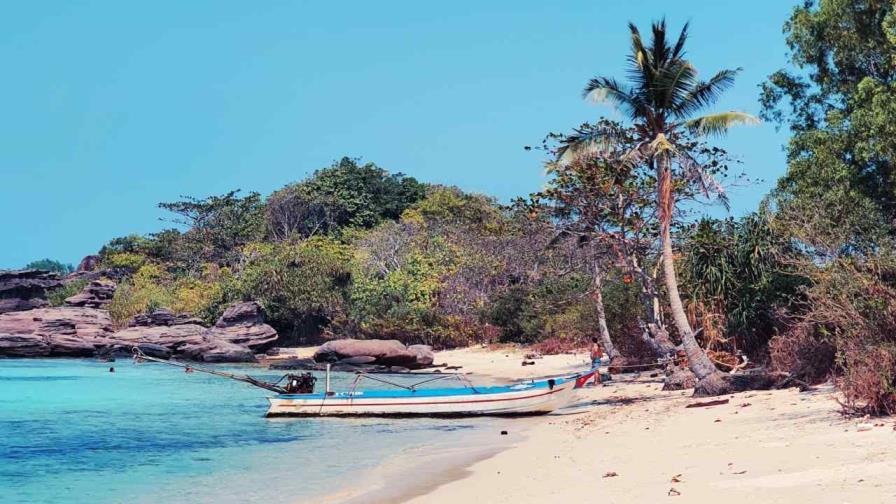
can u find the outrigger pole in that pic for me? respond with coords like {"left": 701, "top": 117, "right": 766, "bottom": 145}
{"left": 131, "top": 347, "right": 293, "bottom": 394}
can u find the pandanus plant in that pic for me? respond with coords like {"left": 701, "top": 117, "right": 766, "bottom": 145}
{"left": 560, "top": 20, "right": 758, "bottom": 386}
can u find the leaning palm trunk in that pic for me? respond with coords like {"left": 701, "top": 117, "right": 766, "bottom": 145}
{"left": 657, "top": 157, "right": 718, "bottom": 380}
{"left": 630, "top": 255, "right": 677, "bottom": 357}
{"left": 592, "top": 264, "right": 620, "bottom": 361}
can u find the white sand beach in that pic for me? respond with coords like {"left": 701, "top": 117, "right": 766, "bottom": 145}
{"left": 326, "top": 346, "right": 896, "bottom": 504}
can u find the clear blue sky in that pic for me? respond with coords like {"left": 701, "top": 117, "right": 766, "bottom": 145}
{"left": 1, "top": 1, "right": 797, "bottom": 268}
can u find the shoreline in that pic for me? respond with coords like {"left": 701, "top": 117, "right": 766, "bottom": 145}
{"left": 307, "top": 347, "right": 592, "bottom": 504}
{"left": 307, "top": 346, "right": 896, "bottom": 503}
{"left": 309, "top": 421, "right": 530, "bottom": 504}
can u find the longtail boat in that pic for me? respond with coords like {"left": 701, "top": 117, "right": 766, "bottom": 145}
{"left": 132, "top": 346, "right": 580, "bottom": 418}
{"left": 266, "top": 374, "right": 576, "bottom": 417}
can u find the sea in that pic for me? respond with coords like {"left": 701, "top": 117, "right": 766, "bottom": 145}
{"left": 0, "top": 358, "right": 497, "bottom": 504}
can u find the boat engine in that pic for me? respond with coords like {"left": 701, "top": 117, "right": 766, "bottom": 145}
{"left": 284, "top": 373, "right": 317, "bottom": 394}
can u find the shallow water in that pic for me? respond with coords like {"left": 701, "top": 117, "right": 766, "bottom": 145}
{"left": 0, "top": 359, "right": 490, "bottom": 504}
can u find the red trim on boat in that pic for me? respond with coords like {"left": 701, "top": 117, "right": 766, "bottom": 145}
{"left": 285, "top": 385, "right": 568, "bottom": 408}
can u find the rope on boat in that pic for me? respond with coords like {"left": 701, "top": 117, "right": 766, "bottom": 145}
{"left": 131, "top": 347, "right": 479, "bottom": 395}
{"left": 353, "top": 371, "right": 468, "bottom": 391}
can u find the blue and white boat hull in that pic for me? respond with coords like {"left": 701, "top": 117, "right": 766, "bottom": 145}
{"left": 266, "top": 378, "right": 576, "bottom": 417}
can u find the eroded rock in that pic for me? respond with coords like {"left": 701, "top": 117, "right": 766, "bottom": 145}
{"left": 0, "top": 270, "right": 63, "bottom": 314}
{"left": 64, "top": 280, "right": 116, "bottom": 308}
{"left": 314, "top": 339, "right": 434, "bottom": 369}
{"left": 210, "top": 302, "right": 277, "bottom": 350}
{"left": 0, "top": 307, "right": 114, "bottom": 357}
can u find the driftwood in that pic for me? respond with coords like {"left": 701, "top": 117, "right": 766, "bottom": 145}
{"left": 685, "top": 399, "right": 729, "bottom": 409}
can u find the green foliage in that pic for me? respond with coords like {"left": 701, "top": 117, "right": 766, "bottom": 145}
{"left": 297, "top": 157, "right": 427, "bottom": 230}
{"left": 482, "top": 275, "right": 591, "bottom": 344}
{"left": 106, "top": 263, "right": 234, "bottom": 326}
{"left": 347, "top": 221, "right": 459, "bottom": 345}
{"left": 159, "top": 190, "right": 265, "bottom": 267}
{"left": 46, "top": 279, "right": 88, "bottom": 306}
{"left": 762, "top": 0, "right": 896, "bottom": 251}
{"left": 101, "top": 252, "right": 148, "bottom": 272}
{"left": 236, "top": 238, "right": 351, "bottom": 339}
{"left": 24, "top": 258, "right": 74, "bottom": 275}
{"left": 679, "top": 214, "right": 807, "bottom": 356}
{"left": 403, "top": 186, "right": 504, "bottom": 233}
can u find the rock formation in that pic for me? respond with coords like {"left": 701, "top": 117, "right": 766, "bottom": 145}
{"left": 0, "top": 302, "right": 278, "bottom": 362}
{"left": 313, "top": 339, "right": 435, "bottom": 369}
{"left": 211, "top": 302, "right": 278, "bottom": 350}
{"left": 112, "top": 323, "right": 255, "bottom": 363}
{"left": 76, "top": 255, "right": 100, "bottom": 272}
{"left": 127, "top": 308, "right": 203, "bottom": 327}
{"left": 64, "top": 280, "right": 116, "bottom": 308}
{"left": 0, "top": 269, "right": 63, "bottom": 314}
{"left": 0, "top": 307, "right": 114, "bottom": 357}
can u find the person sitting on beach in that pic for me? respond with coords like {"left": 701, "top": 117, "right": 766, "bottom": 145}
{"left": 590, "top": 337, "right": 603, "bottom": 386}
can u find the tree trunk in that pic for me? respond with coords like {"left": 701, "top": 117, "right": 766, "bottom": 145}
{"left": 656, "top": 155, "right": 719, "bottom": 381}
{"left": 592, "top": 263, "right": 620, "bottom": 360}
{"left": 631, "top": 256, "right": 676, "bottom": 357}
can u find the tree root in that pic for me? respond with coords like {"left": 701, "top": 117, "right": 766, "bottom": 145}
{"left": 693, "top": 371, "right": 793, "bottom": 397}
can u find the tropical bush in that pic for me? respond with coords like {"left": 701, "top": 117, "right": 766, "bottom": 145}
{"left": 106, "top": 263, "right": 232, "bottom": 326}
{"left": 24, "top": 258, "right": 73, "bottom": 275}
{"left": 46, "top": 279, "right": 88, "bottom": 307}
{"left": 236, "top": 238, "right": 351, "bottom": 343}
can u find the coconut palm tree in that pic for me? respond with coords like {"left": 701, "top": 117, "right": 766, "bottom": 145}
{"left": 560, "top": 20, "right": 758, "bottom": 386}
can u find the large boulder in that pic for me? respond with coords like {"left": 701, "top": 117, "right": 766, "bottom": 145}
{"left": 210, "top": 302, "right": 277, "bottom": 350}
{"left": 0, "top": 270, "right": 63, "bottom": 314}
{"left": 64, "top": 280, "right": 116, "bottom": 308}
{"left": 313, "top": 339, "right": 431, "bottom": 369}
{"left": 407, "top": 344, "right": 435, "bottom": 368}
{"left": 76, "top": 255, "right": 100, "bottom": 272}
{"left": 179, "top": 336, "right": 256, "bottom": 363}
{"left": 0, "top": 307, "right": 114, "bottom": 357}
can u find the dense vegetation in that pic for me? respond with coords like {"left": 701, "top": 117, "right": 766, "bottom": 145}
{"left": 26, "top": 1, "right": 896, "bottom": 412}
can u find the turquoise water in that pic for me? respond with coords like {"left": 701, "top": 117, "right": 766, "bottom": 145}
{"left": 0, "top": 359, "right": 487, "bottom": 504}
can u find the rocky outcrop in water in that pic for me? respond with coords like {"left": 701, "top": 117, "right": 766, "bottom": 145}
{"left": 0, "top": 302, "right": 277, "bottom": 362}
{"left": 0, "top": 270, "right": 63, "bottom": 314}
{"left": 64, "top": 280, "right": 116, "bottom": 308}
{"left": 313, "top": 339, "right": 435, "bottom": 370}
{"left": 112, "top": 323, "right": 255, "bottom": 363}
{"left": 0, "top": 307, "right": 114, "bottom": 357}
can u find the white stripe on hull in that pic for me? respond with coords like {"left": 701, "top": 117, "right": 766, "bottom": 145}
{"left": 266, "top": 380, "right": 575, "bottom": 417}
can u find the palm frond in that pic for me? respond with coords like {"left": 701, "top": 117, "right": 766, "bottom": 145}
{"left": 657, "top": 60, "right": 699, "bottom": 110}
{"left": 685, "top": 111, "right": 759, "bottom": 137}
{"left": 628, "top": 22, "right": 648, "bottom": 71}
{"left": 556, "top": 129, "right": 618, "bottom": 164}
{"left": 673, "top": 68, "right": 741, "bottom": 118}
{"left": 583, "top": 77, "right": 649, "bottom": 121}
{"left": 671, "top": 22, "right": 689, "bottom": 60}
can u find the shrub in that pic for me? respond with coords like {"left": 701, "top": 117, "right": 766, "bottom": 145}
{"left": 46, "top": 279, "right": 88, "bottom": 307}
{"left": 236, "top": 238, "right": 351, "bottom": 342}
{"left": 24, "top": 258, "right": 74, "bottom": 275}
{"left": 775, "top": 255, "right": 896, "bottom": 415}
{"left": 106, "top": 263, "right": 231, "bottom": 327}
{"left": 768, "top": 329, "right": 836, "bottom": 384}
{"left": 101, "top": 252, "right": 148, "bottom": 273}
